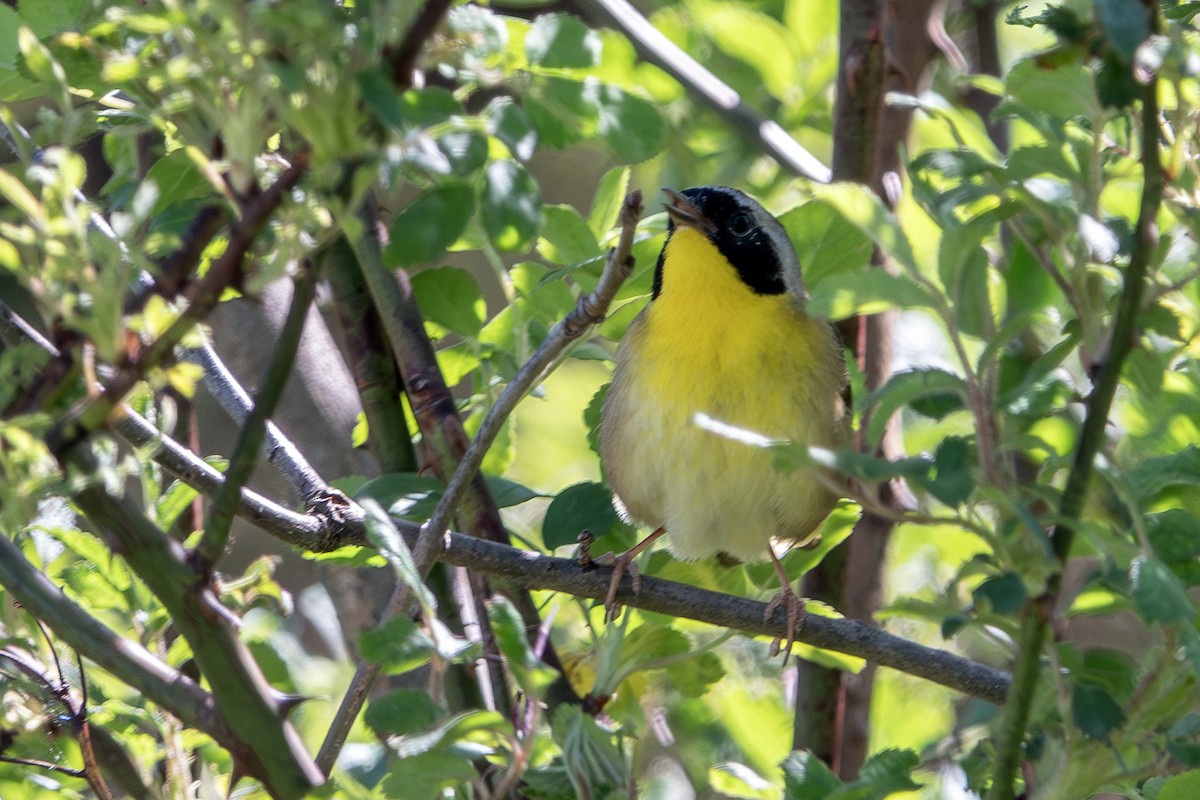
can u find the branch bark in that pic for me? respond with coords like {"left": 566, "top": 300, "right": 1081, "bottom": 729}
{"left": 796, "top": 0, "right": 888, "bottom": 772}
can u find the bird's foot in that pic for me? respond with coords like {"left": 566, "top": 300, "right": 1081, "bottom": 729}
{"left": 765, "top": 585, "right": 806, "bottom": 666}
{"left": 595, "top": 551, "right": 641, "bottom": 622}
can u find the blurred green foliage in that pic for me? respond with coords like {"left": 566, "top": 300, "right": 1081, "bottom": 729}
{"left": 2, "top": 1, "right": 1200, "bottom": 799}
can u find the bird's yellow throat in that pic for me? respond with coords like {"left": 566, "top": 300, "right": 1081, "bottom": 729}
{"left": 640, "top": 226, "right": 805, "bottom": 388}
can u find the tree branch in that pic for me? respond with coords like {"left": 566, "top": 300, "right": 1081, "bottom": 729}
{"left": 428, "top": 525, "right": 1011, "bottom": 704}
{"left": 0, "top": 535, "right": 228, "bottom": 746}
{"left": 49, "top": 153, "right": 310, "bottom": 454}
{"left": 987, "top": 6, "right": 1165, "bottom": 796}
{"left": 322, "top": 236, "right": 417, "bottom": 474}
{"left": 582, "top": 0, "right": 830, "bottom": 182}
{"left": 62, "top": 441, "right": 323, "bottom": 799}
{"left": 196, "top": 265, "right": 316, "bottom": 568}
{"left": 184, "top": 341, "right": 332, "bottom": 504}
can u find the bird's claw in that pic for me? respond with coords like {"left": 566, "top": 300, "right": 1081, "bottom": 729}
{"left": 765, "top": 588, "right": 806, "bottom": 666}
{"left": 596, "top": 551, "right": 640, "bottom": 621}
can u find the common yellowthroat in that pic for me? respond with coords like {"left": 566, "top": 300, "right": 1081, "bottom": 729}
{"left": 599, "top": 186, "right": 850, "bottom": 649}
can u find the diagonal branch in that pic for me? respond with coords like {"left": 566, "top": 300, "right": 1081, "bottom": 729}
{"left": 64, "top": 440, "right": 323, "bottom": 799}
{"left": 196, "top": 265, "right": 317, "bottom": 568}
{"left": 986, "top": 7, "right": 1165, "bottom": 798}
{"left": 583, "top": 0, "right": 830, "bottom": 182}
{"left": 0, "top": 535, "right": 229, "bottom": 748}
{"left": 49, "top": 153, "right": 311, "bottom": 453}
{"left": 184, "top": 341, "right": 331, "bottom": 503}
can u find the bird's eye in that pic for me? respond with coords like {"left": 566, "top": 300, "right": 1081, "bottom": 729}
{"left": 728, "top": 210, "right": 755, "bottom": 238}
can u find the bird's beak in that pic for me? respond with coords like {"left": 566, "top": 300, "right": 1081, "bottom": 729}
{"left": 662, "top": 188, "right": 714, "bottom": 234}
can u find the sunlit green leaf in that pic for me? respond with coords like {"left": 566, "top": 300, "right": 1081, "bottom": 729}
{"left": 384, "top": 186, "right": 475, "bottom": 267}
{"left": 536, "top": 205, "right": 598, "bottom": 267}
{"left": 410, "top": 266, "right": 485, "bottom": 337}
{"left": 526, "top": 13, "right": 601, "bottom": 68}
{"left": 481, "top": 159, "right": 542, "bottom": 252}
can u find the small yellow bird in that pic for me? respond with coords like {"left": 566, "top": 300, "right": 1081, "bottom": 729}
{"left": 599, "top": 186, "right": 850, "bottom": 649}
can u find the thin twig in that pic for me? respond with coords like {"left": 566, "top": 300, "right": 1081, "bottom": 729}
{"left": 196, "top": 265, "right": 317, "bottom": 568}
{"left": 49, "top": 153, "right": 311, "bottom": 453}
{"left": 184, "top": 341, "right": 329, "bottom": 502}
{"left": 385, "top": 0, "right": 455, "bottom": 88}
{"left": 583, "top": 0, "right": 830, "bottom": 182}
{"left": 420, "top": 190, "right": 643, "bottom": 566}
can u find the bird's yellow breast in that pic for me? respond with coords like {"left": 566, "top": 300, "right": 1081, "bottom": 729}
{"left": 602, "top": 228, "right": 847, "bottom": 562}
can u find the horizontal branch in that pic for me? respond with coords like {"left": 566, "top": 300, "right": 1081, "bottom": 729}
{"left": 413, "top": 523, "right": 1011, "bottom": 705}
{"left": 1, "top": 299, "right": 1009, "bottom": 705}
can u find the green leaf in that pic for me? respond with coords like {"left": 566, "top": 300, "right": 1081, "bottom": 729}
{"left": 362, "top": 498, "right": 439, "bottom": 614}
{"left": 379, "top": 751, "right": 477, "bottom": 800}
{"left": 484, "top": 96, "right": 537, "bottom": 161}
{"left": 972, "top": 571, "right": 1026, "bottom": 615}
{"left": 358, "top": 68, "right": 407, "bottom": 131}
{"left": 781, "top": 750, "right": 842, "bottom": 800}
{"left": 923, "top": 436, "right": 975, "bottom": 507}
{"left": 365, "top": 689, "right": 443, "bottom": 737}
{"left": 0, "top": 7, "right": 19, "bottom": 69}
{"left": 1094, "top": 0, "right": 1151, "bottom": 62}
{"left": 693, "top": 0, "right": 798, "bottom": 99}
{"left": 537, "top": 203, "right": 600, "bottom": 266}
{"left": 1161, "top": 771, "right": 1200, "bottom": 800}
{"left": 1148, "top": 510, "right": 1200, "bottom": 584}
{"left": 525, "top": 13, "right": 601, "bottom": 68}
{"left": 1130, "top": 556, "right": 1196, "bottom": 625}
{"left": 16, "top": 0, "right": 85, "bottom": 38}
{"left": 808, "top": 271, "right": 937, "bottom": 321}
{"left": 384, "top": 185, "right": 475, "bottom": 267}
{"left": 588, "top": 165, "right": 630, "bottom": 237}
{"left": 481, "top": 159, "right": 542, "bottom": 252}
{"left": 592, "top": 81, "right": 664, "bottom": 163}
{"left": 1132, "top": 446, "right": 1200, "bottom": 499}
{"left": 488, "top": 596, "right": 557, "bottom": 693}
{"left": 410, "top": 266, "right": 485, "bottom": 337}
{"left": 839, "top": 748, "right": 921, "bottom": 798}
{"left": 155, "top": 480, "right": 198, "bottom": 530}
{"left": 0, "top": 167, "right": 46, "bottom": 227}
{"left": 780, "top": 201, "right": 872, "bottom": 290}
{"left": 1071, "top": 683, "right": 1125, "bottom": 738}
{"left": 359, "top": 615, "right": 435, "bottom": 674}
{"left": 143, "top": 149, "right": 210, "bottom": 218}
{"left": 862, "top": 368, "right": 968, "bottom": 448}
{"left": 808, "top": 182, "right": 919, "bottom": 274}
{"left": 1004, "top": 55, "right": 1101, "bottom": 121}
{"left": 542, "top": 481, "right": 622, "bottom": 549}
